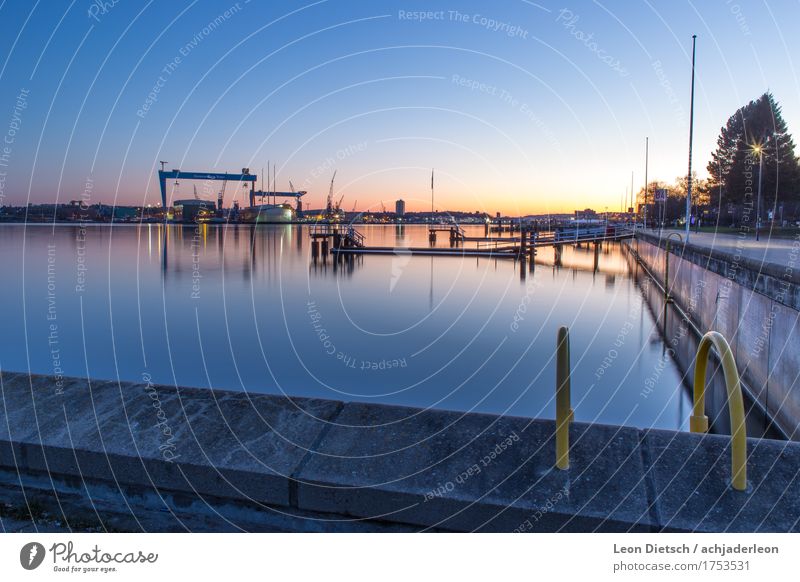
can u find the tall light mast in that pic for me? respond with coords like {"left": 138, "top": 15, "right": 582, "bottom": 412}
{"left": 685, "top": 35, "right": 697, "bottom": 242}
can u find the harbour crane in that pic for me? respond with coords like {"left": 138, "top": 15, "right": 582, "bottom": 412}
{"left": 289, "top": 179, "right": 303, "bottom": 214}
{"left": 158, "top": 168, "right": 256, "bottom": 208}
{"left": 157, "top": 166, "right": 304, "bottom": 209}
{"left": 326, "top": 170, "right": 337, "bottom": 218}
{"left": 218, "top": 179, "right": 227, "bottom": 210}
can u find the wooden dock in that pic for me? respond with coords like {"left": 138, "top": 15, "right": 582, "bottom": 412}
{"left": 324, "top": 226, "right": 635, "bottom": 259}
{"left": 330, "top": 246, "right": 523, "bottom": 258}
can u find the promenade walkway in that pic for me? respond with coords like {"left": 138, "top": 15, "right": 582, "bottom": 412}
{"left": 656, "top": 229, "right": 799, "bottom": 270}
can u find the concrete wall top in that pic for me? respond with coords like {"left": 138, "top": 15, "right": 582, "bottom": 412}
{"left": 636, "top": 231, "right": 800, "bottom": 311}
{"left": 1, "top": 372, "right": 798, "bottom": 532}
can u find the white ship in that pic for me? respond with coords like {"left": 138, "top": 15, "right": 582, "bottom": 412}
{"left": 239, "top": 203, "right": 295, "bottom": 223}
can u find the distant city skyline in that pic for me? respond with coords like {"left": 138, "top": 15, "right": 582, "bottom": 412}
{"left": 1, "top": 1, "right": 798, "bottom": 214}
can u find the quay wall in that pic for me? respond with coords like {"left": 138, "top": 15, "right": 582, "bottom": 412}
{"left": 628, "top": 232, "right": 800, "bottom": 440}
{"left": 1, "top": 372, "right": 799, "bottom": 532}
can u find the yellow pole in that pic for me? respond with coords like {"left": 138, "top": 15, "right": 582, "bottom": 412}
{"left": 556, "top": 326, "right": 573, "bottom": 470}
{"left": 690, "top": 331, "right": 747, "bottom": 491}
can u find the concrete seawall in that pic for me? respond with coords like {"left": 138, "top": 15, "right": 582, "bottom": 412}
{"left": 628, "top": 232, "right": 800, "bottom": 440}
{"left": 1, "top": 372, "right": 798, "bottom": 532}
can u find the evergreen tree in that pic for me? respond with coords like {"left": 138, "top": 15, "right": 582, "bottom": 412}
{"left": 706, "top": 93, "right": 800, "bottom": 221}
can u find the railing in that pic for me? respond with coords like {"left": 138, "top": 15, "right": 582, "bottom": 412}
{"left": 549, "top": 225, "right": 634, "bottom": 244}
{"left": 309, "top": 223, "right": 336, "bottom": 237}
{"left": 554, "top": 226, "right": 607, "bottom": 243}
{"left": 310, "top": 223, "right": 364, "bottom": 247}
{"left": 346, "top": 226, "right": 364, "bottom": 248}
{"left": 690, "top": 331, "right": 748, "bottom": 491}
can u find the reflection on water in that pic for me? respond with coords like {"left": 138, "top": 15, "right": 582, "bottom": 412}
{"left": 0, "top": 223, "right": 696, "bottom": 430}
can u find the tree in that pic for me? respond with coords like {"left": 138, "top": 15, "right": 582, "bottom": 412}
{"left": 636, "top": 180, "right": 672, "bottom": 225}
{"left": 673, "top": 173, "right": 710, "bottom": 220}
{"left": 635, "top": 180, "right": 669, "bottom": 209}
{"left": 636, "top": 175, "right": 710, "bottom": 226}
{"left": 707, "top": 92, "right": 800, "bottom": 223}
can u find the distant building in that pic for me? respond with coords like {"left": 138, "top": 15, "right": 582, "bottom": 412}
{"left": 172, "top": 199, "right": 216, "bottom": 223}
{"left": 395, "top": 199, "right": 405, "bottom": 216}
{"left": 95, "top": 204, "right": 139, "bottom": 221}
{"left": 574, "top": 208, "right": 598, "bottom": 219}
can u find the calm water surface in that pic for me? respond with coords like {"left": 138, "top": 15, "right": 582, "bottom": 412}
{"left": 0, "top": 224, "right": 692, "bottom": 430}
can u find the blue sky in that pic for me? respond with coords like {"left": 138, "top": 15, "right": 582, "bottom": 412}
{"left": 0, "top": 0, "right": 798, "bottom": 214}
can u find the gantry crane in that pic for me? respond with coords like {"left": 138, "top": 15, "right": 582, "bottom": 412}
{"left": 157, "top": 164, "right": 304, "bottom": 209}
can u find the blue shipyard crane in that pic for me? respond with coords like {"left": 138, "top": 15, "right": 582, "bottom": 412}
{"left": 157, "top": 162, "right": 306, "bottom": 208}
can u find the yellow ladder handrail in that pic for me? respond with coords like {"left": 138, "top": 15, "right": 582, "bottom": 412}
{"left": 556, "top": 326, "right": 574, "bottom": 470}
{"left": 690, "top": 331, "right": 748, "bottom": 491}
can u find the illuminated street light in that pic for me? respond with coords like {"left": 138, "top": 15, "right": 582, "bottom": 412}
{"left": 752, "top": 137, "right": 769, "bottom": 242}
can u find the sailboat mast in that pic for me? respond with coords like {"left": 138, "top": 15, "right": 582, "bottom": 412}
{"left": 431, "top": 169, "right": 434, "bottom": 216}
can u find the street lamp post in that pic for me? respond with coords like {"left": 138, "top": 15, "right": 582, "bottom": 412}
{"left": 756, "top": 144, "right": 763, "bottom": 241}
{"left": 685, "top": 35, "right": 697, "bottom": 243}
{"left": 644, "top": 137, "right": 649, "bottom": 229}
{"left": 753, "top": 133, "right": 776, "bottom": 242}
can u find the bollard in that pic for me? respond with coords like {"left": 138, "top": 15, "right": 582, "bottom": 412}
{"left": 555, "top": 326, "right": 573, "bottom": 470}
{"left": 690, "top": 331, "right": 747, "bottom": 491}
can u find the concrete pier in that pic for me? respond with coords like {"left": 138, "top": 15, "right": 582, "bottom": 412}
{"left": 1, "top": 372, "right": 798, "bottom": 532}
{"left": 629, "top": 232, "right": 800, "bottom": 439}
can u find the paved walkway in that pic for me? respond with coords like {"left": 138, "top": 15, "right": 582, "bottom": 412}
{"left": 656, "top": 229, "right": 800, "bottom": 269}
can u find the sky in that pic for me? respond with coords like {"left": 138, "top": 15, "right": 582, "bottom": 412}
{"left": 0, "top": 0, "right": 798, "bottom": 215}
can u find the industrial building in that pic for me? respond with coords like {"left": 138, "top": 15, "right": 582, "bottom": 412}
{"left": 171, "top": 199, "right": 217, "bottom": 223}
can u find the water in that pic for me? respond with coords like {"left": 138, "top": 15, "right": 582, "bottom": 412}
{"left": 0, "top": 223, "right": 693, "bottom": 430}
